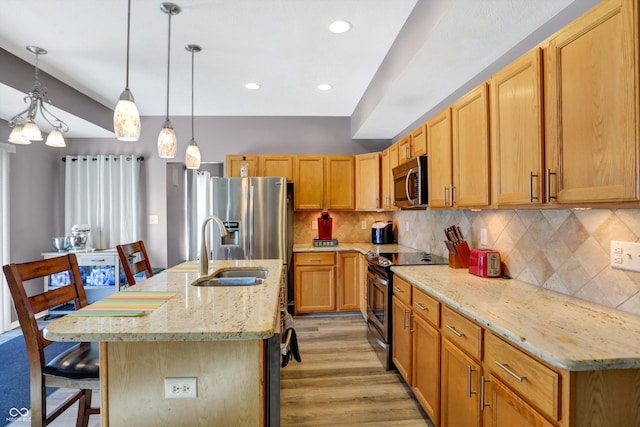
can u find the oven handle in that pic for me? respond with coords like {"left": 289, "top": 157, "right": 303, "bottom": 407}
{"left": 367, "top": 270, "right": 388, "bottom": 287}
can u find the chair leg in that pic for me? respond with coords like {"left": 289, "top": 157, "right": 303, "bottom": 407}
{"left": 75, "top": 390, "right": 91, "bottom": 427}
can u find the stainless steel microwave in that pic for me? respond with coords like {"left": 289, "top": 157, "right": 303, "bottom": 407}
{"left": 392, "top": 155, "right": 428, "bottom": 208}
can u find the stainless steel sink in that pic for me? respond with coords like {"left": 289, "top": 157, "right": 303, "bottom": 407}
{"left": 191, "top": 267, "right": 268, "bottom": 287}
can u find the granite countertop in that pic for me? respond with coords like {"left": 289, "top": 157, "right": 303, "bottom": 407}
{"left": 43, "top": 259, "right": 283, "bottom": 342}
{"left": 393, "top": 265, "right": 640, "bottom": 372}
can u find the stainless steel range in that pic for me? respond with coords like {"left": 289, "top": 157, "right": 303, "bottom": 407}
{"left": 366, "top": 251, "right": 447, "bottom": 370}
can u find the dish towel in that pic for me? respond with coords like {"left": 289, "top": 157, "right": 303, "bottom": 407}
{"left": 281, "top": 313, "right": 302, "bottom": 368}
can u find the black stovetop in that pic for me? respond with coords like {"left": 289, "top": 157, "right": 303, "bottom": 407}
{"left": 367, "top": 251, "right": 447, "bottom": 267}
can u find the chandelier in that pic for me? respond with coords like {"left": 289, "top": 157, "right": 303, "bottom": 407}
{"left": 8, "top": 46, "right": 69, "bottom": 147}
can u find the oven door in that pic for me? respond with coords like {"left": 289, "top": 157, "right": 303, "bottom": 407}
{"left": 366, "top": 264, "right": 388, "bottom": 340}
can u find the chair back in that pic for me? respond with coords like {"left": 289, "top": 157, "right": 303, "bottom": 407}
{"left": 117, "top": 240, "right": 153, "bottom": 287}
{"left": 2, "top": 254, "right": 88, "bottom": 380}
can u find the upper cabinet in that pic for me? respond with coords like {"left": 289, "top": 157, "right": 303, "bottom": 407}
{"left": 261, "top": 155, "right": 294, "bottom": 181}
{"left": 427, "top": 109, "right": 453, "bottom": 209}
{"left": 381, "top": 144, "right": 399, "bottom": 210}
{"left": 226, "top": 155, "right": 258, "bottom": 177}
{"left": 490, "top": 48, "right": 544, "bottom": 207}
{"left": 294, "top": 155, "right": 355, "bottom": 211}
{"left": 398, "top": 135, "right": 412, "bottom": 163}
{"left": 451, "top": 83, "right": 491, "bottom": 208}
{"left": 411, "top": 124, "right": 427, "bottom": 158}
{"left": 545, "top": 0, "right": 639, "bottom": 204}
{"left": 355, "top": 152, "right": 381, "bottom": 210}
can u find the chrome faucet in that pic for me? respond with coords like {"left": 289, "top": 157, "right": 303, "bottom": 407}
{"left": 200, "top": 216, "right": 229, "bottom": 275}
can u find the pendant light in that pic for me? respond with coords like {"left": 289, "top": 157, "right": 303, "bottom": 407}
{"left": 113, "top": 0, "right": 141, "bottom": 141}
{"left": 185, "top": 44, "right": 201, "bottom": 170}
{"left": 157, "top": 2, "right": 180, "bottom": 158}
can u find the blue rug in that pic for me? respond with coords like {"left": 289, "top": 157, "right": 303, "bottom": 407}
{"left": 0, "top": 335, "right": 75, "bottom": 426}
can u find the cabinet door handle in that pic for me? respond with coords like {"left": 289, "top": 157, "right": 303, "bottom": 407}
{"left": 409, "top": 314, "right": 415, "bottom": 334}
{"left": 443, "top": 186, "right": 448, "bottom": 206}
{"left": 402, "top": 309, "right": 408, "bottom": 329}
{"left": 495, "top": 361, "right": 526, "bottom": 382}
{"left": 529, "top": 171, "right": 540, "bottom": 203}
{"left": 546, "top": 168, "right": 557, "bottom": 202}
{"left": 415, "top": 302, "right": 427, "bottom": 311}
{"left": 449, "top": 184, "right": 455, "bottom": 206}
{"left": 481, "top": 375, "right": 490, "bottom": 411}
{"left": 467, "top": 366, "right": 478, "bottom": 398}
{"left": 446, "top": 324, "right": 465, "bottom": 337}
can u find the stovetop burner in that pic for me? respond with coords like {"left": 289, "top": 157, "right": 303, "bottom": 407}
{"left": 366, "top": 251, "right": 447, "bottom": 267}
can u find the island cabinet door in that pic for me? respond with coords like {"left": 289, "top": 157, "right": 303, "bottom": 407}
{"left": 484, "top": 375, "right": 554, "bottom": 427}
{"left": 294, "top": 264, "right": 336, "bottom": 313}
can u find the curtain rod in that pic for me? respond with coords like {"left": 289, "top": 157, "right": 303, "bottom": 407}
{"left": 62, "top": 155, "right": 144, "bottom": 162}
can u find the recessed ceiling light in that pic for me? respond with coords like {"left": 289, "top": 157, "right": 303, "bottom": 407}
{"left": 245, "top": 82, "right": 261, "bottom": 90}
{"left": 317, "top": 83, "right": 332, "bottom": 91}
{"left": 329, "top": 20, "right": 351, "bottom": 34}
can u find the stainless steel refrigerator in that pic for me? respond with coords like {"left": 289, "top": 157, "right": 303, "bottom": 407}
{"left": 208, "top": 177, "right": 292, "bottom": 267}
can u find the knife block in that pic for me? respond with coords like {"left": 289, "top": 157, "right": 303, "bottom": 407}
{"left": 448, "top": 241, "right": 470, "bottom": 269}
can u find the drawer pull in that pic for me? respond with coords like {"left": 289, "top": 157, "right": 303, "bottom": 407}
{"left": 415, "top": 302, "right": 427, "bottom": 311}
{"left": 308, "top": 258, "right": 322, "bottom": 262}
{"left": 495, "top": 361, "right": 526, "bottom": 382}
{"left": 446, "top": 324, "right": 465, "bottom": 337}
{"left": 393, "top": 286, "right": 404, "bottom": 293}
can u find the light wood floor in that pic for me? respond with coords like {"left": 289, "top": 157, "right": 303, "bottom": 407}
{"left": 281, "top": 315, "right": 434, "bottom": 426}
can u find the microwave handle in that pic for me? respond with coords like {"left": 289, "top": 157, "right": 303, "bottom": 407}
{"left": 405, "top": 168, "right": 416, "bottom": 205}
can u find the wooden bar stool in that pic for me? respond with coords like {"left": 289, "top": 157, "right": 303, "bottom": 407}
{"left": 116, "top": 240, "right": 153, "bottom": 288}
{"left": 2, "top": 254, "right": 100, "bottom": 427}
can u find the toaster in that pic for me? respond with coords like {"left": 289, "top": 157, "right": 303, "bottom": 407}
{"left": 469, "top": 249, "right": 502, "bottom": 278}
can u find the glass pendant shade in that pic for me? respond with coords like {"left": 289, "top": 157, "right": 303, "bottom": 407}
{"left": 8, "top": 125, "right": 31, "bottom": 145}
{"left": 157, "top": 120, "right": 177, "bottom": 158}
{"left": 114, "top": 89, "right": 141, "bottom": 141}
{"left": 45, "top": 128, "right": 66, "bottom": 147}
{"left": 21, "top": 119, "right": 43, "bottom": 141}
{"left": 185, "top": 138, "right": 201, "bottom": 170}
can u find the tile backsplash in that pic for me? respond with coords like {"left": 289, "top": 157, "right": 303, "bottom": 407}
{"left": 396, "top": 208, "right": 640, "bottom": 316}
{"left": 294, "top": 211, "right": 393, "bottom": 244}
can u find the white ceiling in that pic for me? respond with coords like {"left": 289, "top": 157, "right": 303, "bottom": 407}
{"left": 0, "top": 0, "right": 600, "bottom": 141}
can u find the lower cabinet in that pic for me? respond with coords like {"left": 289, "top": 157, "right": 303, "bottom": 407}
{"left": 392, "top": 295, "right": 413, "bottom": 384}
{"left": 294, "top": 252, "right": 336, "bottom": 313}
{"left": 412, "top": 314, "right": 441, "bottom": 425}
{"left": 485, "top": 374, "right": 554, "bottom": 427}
{"left": 441, "top": 337, "right": 483, "bottom": 427}
{"left": 294, "top": 251, "right": 360, "bottom": 314}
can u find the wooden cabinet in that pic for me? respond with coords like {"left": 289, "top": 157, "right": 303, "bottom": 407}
{"left": 412, "top": 287, "right": 441, "bottom": 426}
{"left": 294, "top": 251, "right": 359, "bottom": 314}
{"left": 427, "top": 108, "right": 453, "bottom": 208}
{"left": 355, "top": 152, "right": 381, "bottom": 210}
{"left": 392, "top": 295, "right": 413, "bottom": 384}
{"left": 358, "top": 253, "right": 368, "bottom": 318}
{"left": 411, "top": 124, "right": 427, "bottom": 158}
{"left": 294, "top": 155, "right": 354, "bottom": 210}
{"left": 545, "top": 0, "right": 639, "bottom": 204}
{"left": 260, "top": 155, "right": 294, "bottom": 181}
{"left": 398, "top": 135, "right": 412, "bottom": 163}
{"left": 490, "top": 48, "right": 544, "bottom": 207}
{"left": 338, "top": 252, "right": 359, "bottom": 311}
{"left": 294, "top": 252, "right": 336, "bottom": 313}
{"left": 451, "top": 82, "right": 491, "bottom": 208}
{"left": 226, "top": 154, "right": 258, "bottom": 177}
{"left": 381, "top": 144, "right": 399, "bottom": 210}
{"left": 485, "top": 374, "right": 554, "bottom": 427}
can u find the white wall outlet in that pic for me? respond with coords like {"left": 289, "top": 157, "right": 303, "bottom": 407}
{"left": 149, "top": 215, "right": 159, "bottom": 225}
{"left": 311, "top": 220, "right": 317, "bottom": 230}
{"left": 480, "top": 228, "right": 487, "bottom": 246}
{"left": 164, "top": 377, "right": 197, "bottom": 399}
{"left": 361, "top": 220, "right": 367, "bottom": 229}
{"left": 610, "top": 240, "right": 640, "bottom": 273}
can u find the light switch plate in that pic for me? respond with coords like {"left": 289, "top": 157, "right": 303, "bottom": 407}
{"left": 610, "top": 240, "right": 640, "bottom": 273}
{"left": 361, "top": 221, "right": 367, "bottom": 229}
{"left": 311, "top": 220, "right": 317, "bottom": 230}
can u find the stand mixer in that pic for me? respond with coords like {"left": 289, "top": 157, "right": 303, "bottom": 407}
{"left": 70, "top": 224, "right": 91, "bottom": 251}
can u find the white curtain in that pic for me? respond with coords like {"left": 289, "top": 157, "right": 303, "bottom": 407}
{"left": 0, "top": 143, "right": 15, "bottom": 332}
{"left": 64, "top": 155, "right": 141, "bottom": 249}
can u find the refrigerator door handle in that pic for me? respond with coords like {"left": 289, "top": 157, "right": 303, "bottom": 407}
{"left": 248, "top": 184, "right": 254, "bottom": 258}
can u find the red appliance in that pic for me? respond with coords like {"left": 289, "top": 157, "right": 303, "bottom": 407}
{"left": 317, "top": 211, "right": 333, "bottom": 240}
{"left": 469, "top": 249, "right": 502, "bottom": 278}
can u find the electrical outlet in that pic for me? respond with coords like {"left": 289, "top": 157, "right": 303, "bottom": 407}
{"left": 611, "top": 240, "right": 640, "bottom": 273}
{"left": 405, "top": 222, "right": 409, "bottom": 232}
{"left": 149, "top": 215, "right": 159, "bottom": 225}
{"left": 361, "top": 220, "right": 367, "bottom": 229}
{"left": 164, "top": 377, "right": 197, "bottom": 399}
{"left": 311, "top": 220, "right": 317, "bottom": 230}
{"left": 480, "top": 228, "right": 487, "bottom": 246}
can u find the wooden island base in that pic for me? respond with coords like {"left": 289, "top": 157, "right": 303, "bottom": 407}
{"left": 100, "top": 340, "right": 265, "bottom": 426}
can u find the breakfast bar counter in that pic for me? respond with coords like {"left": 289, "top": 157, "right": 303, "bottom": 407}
{"left": 43, "top": 259, "right": 283, "bottom": 427}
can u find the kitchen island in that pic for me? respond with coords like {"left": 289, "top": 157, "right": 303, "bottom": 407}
{"left": 43, "top": 259, "right": 283, "bottom": 427}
